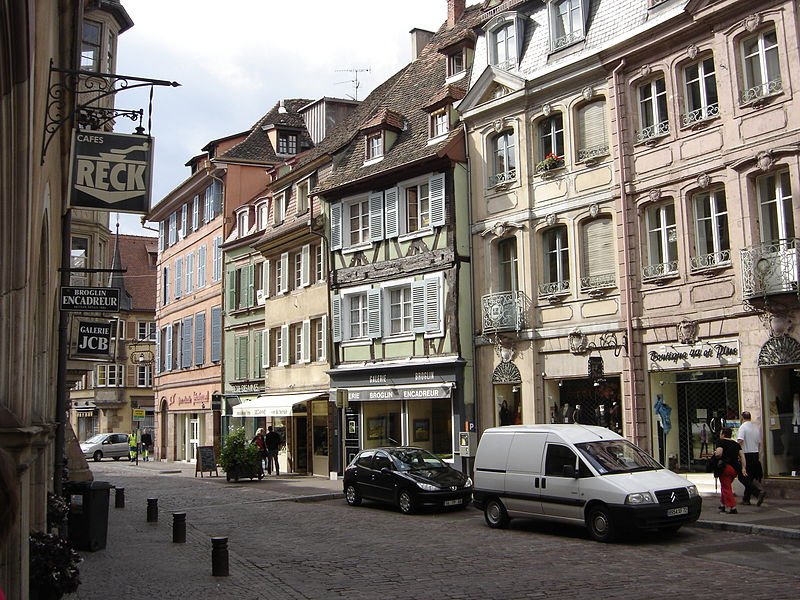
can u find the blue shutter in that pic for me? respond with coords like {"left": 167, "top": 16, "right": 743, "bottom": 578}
{"left": 194, "top": 312, "right": 205, "bottom": 365}
{"left": 384, "top": 187, "right": 399, "bottom": 238}
{"left": 332, "top": 295, "right": 342, "bottom": 342}
{"left": 369, "top": 191, "right": 384, "bottom": 242}
{"left": 165, "top": 324, "right": 173, "bottom": 371}
{"left": 331, "top": 203, "right": 342, "bottom": 250}
{"left": 182, "top": 316, "right": 193, "bottom": 368}
{"left": 367, "top": 288, "right": 382, "bottom": 339}
{"left": 155, "top": 330, "right": 161, "bottom": 375}
{"left": 429, "top": 173, "right": 445, "bottom": 227}
{"left": 175, "top": 258, "right": 183, "bottom": 299}
{"left": 210, "top": 306, "right": 221, "bottom": 362}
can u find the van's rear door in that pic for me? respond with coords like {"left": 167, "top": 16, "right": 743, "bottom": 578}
{"left": 503, "top": 432, "right": 546, "bottom": 517}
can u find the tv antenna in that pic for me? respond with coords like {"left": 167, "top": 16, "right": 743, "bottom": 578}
{"left": 335, "top": 67, "right": 370, "bottom": 101}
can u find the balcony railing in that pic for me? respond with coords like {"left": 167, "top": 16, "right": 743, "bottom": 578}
{"left": 636, "top": 120, "right": 669, "bottom": 143}
{"left": 577, "top": 144, "right": 609, "bottom": 163}
{"left": 740, "top": 78, "right": 782, "bottom": 105}
{"left": 580, "top": 272, "right": 616, "bottom": 293}
{"left": 642, "top": 261, "right": 679, "bottom": 281}
{"left": 690, "top": 249, "right": 731, "bottom": 272}
{"left": 741, "top": 238, "right": 799, "bottom": 299}
{"left": 482, "top": 290, "right": 528, "bottom": 334}
{"left": 681, "top": 103, "right": 719, "bottom": 127}
{"left": 488, "top": 167, "right": 517, "bottom": 188}
{"left": 538, "top": 279, "right": 570, "bottom": 299}
{"left": 552, "top": 30, "right": 583, "bottom": 51}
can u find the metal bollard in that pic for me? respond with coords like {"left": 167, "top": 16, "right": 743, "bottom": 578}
{"left": 172, "top": 512, "right": 186, "bottom": 543}
{"left": 211, "top": 537, "right": 229, "bottom": 577}
{"left": 114, "top": 487, "right": 125, "bottom": 509}
{"left": 146, "top": 498, "right": 158, "bottom": 523}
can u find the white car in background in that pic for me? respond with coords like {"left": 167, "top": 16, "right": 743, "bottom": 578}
{"left": 80, "top": 433, "right": 130, "bottom": 462}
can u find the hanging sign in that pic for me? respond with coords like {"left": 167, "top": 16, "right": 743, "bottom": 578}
{"left": 74, "top": 320, "right": 113, "bottom": 357}
{"left": 60, "top": 286, "right": 120, "bottom": 312}
{"left": 69, "top": 129, "right": 154, "bottom": 214}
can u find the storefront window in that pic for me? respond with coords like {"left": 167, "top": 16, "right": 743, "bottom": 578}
{"left": 313, "top": 415, "right": 328, "bottom": 456}
{"left": 360, "top": 398, "right": 453, "bottom": 459}
{"left": 553, "top": 378, "right": 622, "bottom": 434}
{"left": 762, "top": 366, "right": 800, "bottom": 477}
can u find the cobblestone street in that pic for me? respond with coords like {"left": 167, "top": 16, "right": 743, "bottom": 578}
{"left": 65, "top": 463, "right": 800, "bottom": 600}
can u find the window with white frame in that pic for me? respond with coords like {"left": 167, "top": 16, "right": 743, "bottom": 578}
{"left": 366, "top": 132, "right": 383, "bottom": 161}
{"left": 313, "top": 317, "right": 326, "bottom": 361}
{"left": 197, "top": 245, "right": 207, "bottom": 288}
{"left": 430, "top": 107, "right": 449, "bottom": 139}
{"left": 256, "top": 201, "right": 268, "bottom": 230}
{"left": 293, "top": 252, "right": 303, "bottom": 289}
{"left": 580, "top": 216, "right": 616, "bottom": 291}
{"left": 277, "top": 132, "right": 298, "bottom": 155}
{"left": 576, "top": 100, "right": 608, "bottom": 162}
{"left": 498, "top": 237, "right": 518, "bottom": 292}
{"left": 447, "top": 50, "right": 465, "bottom": 78}
{"left": 212, "top": 236, "right": 222, "bottom": 282}
{"left": 162, "top": 266, "right": 170, "bottom": 306}
{"left": 490, "top": 129, "right": 516, "bottom": 186}
{"left": 168, "top": 212, "right": 177, "bottom": 245}
{"left": 348, "top": 293, "right": 368, "bottom": 340}
{"left": 275, "top": 326, "right": 285, "bottom": 366}
{"left": 348, "top": 198, "right": 371, "bottom": 247}
{"left": 758, "top": 170, "right": 794, "bottom": 243}
{"left": 185, "top": 252, "right": 195, "bottom": 294}
{"left": 137, "top": 321, "right": 157, "bottom": 341}
{"left": 405, "top": 182, "right": 431, "bottom": 234}
{"left": 537, "top": 113, "right": 565, "bottom": 172}
{"left": 644, "top": 202, "right": 679, "bottom": 278}
{"left": 292, "top": 323, "right": 304, "bottom": 364}
{"left": 137, "top": 364, "right": 152, "bottom": 387}
{"left": 315, "top": 244, "right": 324, "bottom": 282}
{"left": 96, "top": 364, "right": 124, "bottom": 387}
{"left": 236, "top": 208, "right": 249, "bottom": 235}
{"left": 180, "top": 204, "right": 188, "bottom": 240}
{"left": 70, "top": 236, "right": 89, "bottom": 286}
{"left": 636, "top": 77, "right": 669, "bottom": 142}
{"left": 110, "top": 319, "right": 125, "bottom": 340}
{"left": 273, "top": 191, "right": 287, "bottom": 225}
{"left": 388, "top": 285, "right": 413, "bottom": 335}
{"left": 692, "top": 188, "right": 730, "bottom": 270}
{"left": 489, "top": 20, "right": 516, "bottom": 70}
{"left": 192, "top": 195, "right": 200, "bottom": 231}
{"left": 741, "top": 27, "right": 782, "bottom": 104}
{"left": 683, "top": 56, "right": 719, "bottom": 126}
{"left": 296, "top": 179, "right": 310, "bottom": 214}
{"left": 81, "top": 20, "right": 102, "bottom": 70}
{"left": 551, "top": 0, "right": 584, "bottom": 51}
{"left": 174, "top": 257, "right": 183, "bottom": 299}
{"left": 540, "top": 226, "right": 570, "bottom": 296}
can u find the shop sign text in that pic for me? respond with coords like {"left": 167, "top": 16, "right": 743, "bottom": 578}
{"left": 648, "top": 339, "right": 740, "bottom": 371}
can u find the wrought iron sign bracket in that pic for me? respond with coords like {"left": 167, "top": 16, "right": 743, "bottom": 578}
{"left": 41, "top": 60, "right": 179, "bottom": 164}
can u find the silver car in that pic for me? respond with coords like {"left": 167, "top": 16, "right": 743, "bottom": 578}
{"left": 80, "top": 433, "right": 130, "bottom": 462}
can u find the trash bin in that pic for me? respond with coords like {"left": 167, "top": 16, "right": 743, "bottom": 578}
{"left": 65, "top": 481, "right": 111, "bottom": 551}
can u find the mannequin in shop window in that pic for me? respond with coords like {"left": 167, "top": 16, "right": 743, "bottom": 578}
{"left": 699, "top": 423, "right": 709, "bottom": 457}
{"left": 562, "top": 402, "right": 571, "bottom": 424}
{"left": 572, "top": 404, "right": 582, "bottom": 424}
{"left": 709, "top": 411, "right": 724, "bottom": 446}
{"left": 499, "top": 400, "right": 511, "bottom": 426}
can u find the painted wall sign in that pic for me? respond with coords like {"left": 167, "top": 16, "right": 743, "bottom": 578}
{"left": 75, "top": 321, "right": 112, "bottom": 357}
{"left": 346, "top": 385, "right": 452, "bottom": 402}
{"left": 647, "top": 339, "right": 740, "bottom": 371}
{"left": 60, "top": 286, "right": 120, "bottom": 312}
{"left": 69, "top": 129, "right": 154, "bottom": 214}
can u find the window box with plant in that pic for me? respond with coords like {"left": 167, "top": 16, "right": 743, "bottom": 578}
{"left": 535, "top": 152, "right": 564, "bottom": 174}
{"left": 220, "top": 427, "right": 264, "bottom": 482}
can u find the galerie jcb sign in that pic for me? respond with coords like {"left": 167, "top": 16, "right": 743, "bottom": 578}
{"left": 69, "top": 129, "right": 154, "bottom": 214}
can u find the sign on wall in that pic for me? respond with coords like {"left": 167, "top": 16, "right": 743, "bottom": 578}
{"left": 69, "top": 129, "right": 154, "bottom": 214}
{"left": 647, "top": 339, "right": 740, "bottom": 371}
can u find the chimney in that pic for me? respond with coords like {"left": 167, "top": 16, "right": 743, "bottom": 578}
{"left": 410, "top": 28, "right": 435, "bottom": 60}
{"left": 448, "top": 0, "right": 466, "bottom": 29}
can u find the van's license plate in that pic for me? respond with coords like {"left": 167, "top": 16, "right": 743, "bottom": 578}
{"left": 444, "top": 499, "right": 462, "bottom": 506}
{"left": 667, "top": 506, "right": 688, "bottom": 517}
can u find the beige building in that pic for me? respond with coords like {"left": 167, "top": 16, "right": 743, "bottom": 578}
{"left": 459, "top": 0, "right": 800, "bottom": 489}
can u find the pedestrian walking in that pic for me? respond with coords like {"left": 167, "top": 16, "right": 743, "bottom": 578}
{"left": 140, "top": 430, "right": 153, "bottom": 462}
{"left": 714, "top": 426, "right": 762, "bottom": 514}
{"left": 128, "top": 430, "right": 138, "bottom": 462}
{"left": 264, "top": 425, "right": 281, "bottom": 475}
{"left": 737, "top": 411, "right": 766, "bottom": 506}
{"left": 252, "top": 428, "right": 267, "bottom": 470}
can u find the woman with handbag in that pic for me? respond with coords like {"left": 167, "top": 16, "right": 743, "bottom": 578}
{"left": 713, "top": 426, "right": 752, "bottom": 514}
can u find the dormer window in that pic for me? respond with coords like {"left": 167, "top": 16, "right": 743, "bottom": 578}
{"left": 366, "top": 132, "right": 383, "bottom": 161}
{"left": 430, "top": 107, "right": 450, "bottom": 139}
{"left": 277, "top": 132, "right": 298, "bottom": 155}
{"left": 550, "top": 0, "right": 585, "bottom": 51}
{"left": 486, "top": 14, "right": 524, "bottom": 71}
{"left": 256, "top": 201, "right": 268, "bottom": 230}
{"left": 236, "top": 208, "right": 249, "bottom": 235}
{"left": 273, "top": 190, "right": 288, "bottom": 225}
{"left": 448, "top": 51, "right": 465, "bottom": 78}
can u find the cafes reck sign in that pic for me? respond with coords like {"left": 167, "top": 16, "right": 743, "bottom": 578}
{"left": 69, "top": 130, "right": 154, "bottom": 214}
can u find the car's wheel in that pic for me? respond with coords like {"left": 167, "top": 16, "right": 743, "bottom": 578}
{"left": 93, "top": 450, "right": 102, "bottom": 462}
{"left": 398, "top": 490, "right": 415, "bottom": 514}
{"left": 112, "top": 456, "right": 121, "bottom": 461}
{"left": 484, "top": 498, "right": 509, "bottom": 529}
{"left": 587, "top": 505, "right": 617, "bottom": 542}
{"left": 345, "top": 484, "right": 362, "bottom": 506}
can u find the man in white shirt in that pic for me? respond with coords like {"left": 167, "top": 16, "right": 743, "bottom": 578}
{"left": 737, "top": 411, "right": 766, "bottom": 506}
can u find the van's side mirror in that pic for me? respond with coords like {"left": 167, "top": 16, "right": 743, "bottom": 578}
{"left": 562, "top": 464, "right": 577, "bottom": 478}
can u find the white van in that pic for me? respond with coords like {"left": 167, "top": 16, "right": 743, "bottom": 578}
{"left": 472, "top": 424, "right": 702, "bottom": 542}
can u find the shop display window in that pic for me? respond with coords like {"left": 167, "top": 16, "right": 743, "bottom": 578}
{"left": 762, "top": 366, "right": 800, "bottom": 477}
{"left": 552, "top": 378, "right": 622, "bottom": 434}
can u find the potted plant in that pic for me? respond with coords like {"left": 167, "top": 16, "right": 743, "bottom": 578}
{"left": 29, "top": 531, "right": 81, "bottom": 600}
{"left": 46, "top": 492, "right": 69, "bottom": 531}
{"left": 535, "top": 152, "right": 563, "bottom": 174}
{"left": 220, "top": 427, "right": 263, "bottom": 482}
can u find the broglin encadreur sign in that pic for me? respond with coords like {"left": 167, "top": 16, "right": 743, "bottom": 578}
{"left": 69, "top": 129, "right": 154, "bottom": 214}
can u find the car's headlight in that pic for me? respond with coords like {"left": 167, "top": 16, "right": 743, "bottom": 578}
{"left": 417, "top": 482, "right": 438, "bottom": 492}
{"left": 625, "top": 492, "right": 655, "bottom": 505}
{"left": 687, "top": 485, "right": 699, "bottom": 498}
{"left": 464, "top": 477, "right": 473, "bottom": 488}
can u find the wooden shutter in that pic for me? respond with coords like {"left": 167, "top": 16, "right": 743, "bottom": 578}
{"left": 369, "top": 191, "right": 384, "bottom": 242}
{"left": 210, "top": 307, "right": 221, "bottom": 362}
{"left": 182, "top": 316, "right": 193, "bottom": 368}
{"left": 412, "top": 281, "right": 427, "bottom": 333}
{"left": 280, "top": 324, "right": 289, "bottom": 366}
{"left": 301, "top": 244, "right": 311, "bottom": 287}
{"left": 165, "top": 324, "right": 173, "bottom": 371}
{"left": 320, "top": 315, "right": 328, "bottom": 361}
{"left": 155, "top": 332, "right": 161, "bottom": 375}
{"left": 331, "top": 203, "right": 342, "bottom": 250}
{"left": 263, "top": 260, "right": 271, "bottom": 298}
{"left": 194, "top": 312, "right": 205, "bottom": 365}
{"left": 429, "top": 173, "right": 446, "bottom": 227}
{"left": 246, "top": 264, "right": 255, "bottom": 307}
{"left": 263, "top": 328, "right": 270, "bottom": 368}
{"left": 384, "top": 187, "right": 399, "bottom": 238}
{"left": 332, "top": 295, "right": 342, "bottom": 342}
{"left": 175, "top": 257, "right": 183, "bottom": 299}
{"left": 425, "top": 276, "right": 442, "bottom": 334}
{"left": 302, "top": 319, "right": 311, "bottom": 363}
{"left": 367, "top": 288, "right": 382, "bottom": 339}
{"left": 280, "top": 252, "right": 289, "bottom": 293}
{"left": 227, "top": 270, "right": 236, "bottom": 311}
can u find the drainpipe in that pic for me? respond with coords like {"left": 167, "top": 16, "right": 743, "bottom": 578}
{"left": 612, "top": 58, "right": 641, "bottom": 448}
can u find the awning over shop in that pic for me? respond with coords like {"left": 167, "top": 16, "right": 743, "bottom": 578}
{"left": 231, "top": 392, "right": 325, "bottom": 418}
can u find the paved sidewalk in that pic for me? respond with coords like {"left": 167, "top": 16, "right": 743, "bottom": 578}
{"left": 119, "top": 460, "right": 800, "bottom": 539}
